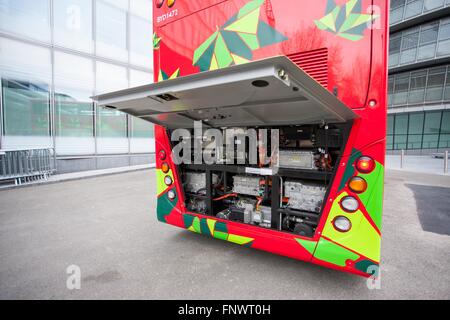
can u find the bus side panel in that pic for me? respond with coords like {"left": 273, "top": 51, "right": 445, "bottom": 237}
{"left": 153, "top": 0, "right": 375, "bottom": 109}
{"left": 312, "top": 0, "right": 388, "bottom": 277}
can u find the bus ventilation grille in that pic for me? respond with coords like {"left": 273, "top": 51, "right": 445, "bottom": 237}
{"left": 287, "top": 48, "right": 329, "bottom": 88}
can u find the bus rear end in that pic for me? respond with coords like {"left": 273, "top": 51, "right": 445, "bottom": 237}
{"left": 95, "top": 0, "right": 388, "bottom": 277}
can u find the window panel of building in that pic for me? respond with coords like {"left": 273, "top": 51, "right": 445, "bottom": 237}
{"left": 387, "top": 134, "right": 394, "bottom": 150}
{"left": 418, "top": 23, "right": 439, "bottom": 60}
{"left": 393, "top": 74, "right": 410, "bottom": 106}
{"left": 395, "top": 114, "right": 409, "bottom": 135}
{"left": 97, "top": 107, "right": 127, "bottom": 138}
{"left": 96, "top": 0, "right": 128, "bottom": 62}
{"left": 400, "top": 29, "right": 419, "bottom": 65}
{"left": 439, "top": 134, "right": 450, "bottom": 148}
{"left": 2, "top": 79, "right": 50, "bottom": 137}
{"left": 444, "top": 69, "right": 450, "bottom": 100}
{"left": 130, "top": 0, "right": 152, "bottom": 20}
{"left": 389, "top": 36, "right": 402, "bottom": 67}
{"left": 404, "top": 0, "right": 424, "bottom": 20}
{"left": 95, "top": 61, "right": 128, "bottom": 139}
{"left": 390, "top": 18, "right": 450, "bottom": 66}
{"left": 129, "top": 69, "right": 152, "bottom": 87}
{"left": 407, "top": 134, "right": 423, "bottom": 149}
{"left": 408, "top": 70, "right": 427, "bottom": 104}
{"left": 424, "top": 111, "right": 442, "bottom": 135}
{"left": 95, "top": 61, "right": 128, "bottom": 94}
{"left": 54, "top": 52, "right": 94, "bottom": 139}
{"left": 439, "top": 111, "right": 450, "bottom": 147}
{"left": 0, "top": 0, "right": 51, "bottom": 42}
{"left": 424, "top": 0, "right": 445, "bottom": 11}
{"left": 130, "top": 15, "right": 153, "bottom": 68}
{"left": 388, "top": 115, "right": 395, "bottom": 135}
{"left": 422, "top": 134, "right": 440, "bottom": 148}
{"left": 408, "top": 112, "right": 425, "bottom": 134}
{"left": 394, "top": 134, "right": 408, "bottom": 149}
{"left": 53, "top": 0, "right": 93, "bottom": 53}
{"left": 132, "top": 117, "right": 153, "bottom": 138}
{"left": 437, "top": 19, "right": 450, "bottom": 57}
{"left": 102, "top": 0, "right": 128, "bottom": 10}
{"left": 388, "top": 77, "right": 394, "bottom": 106}
{"left": 408, "top": 112, "right": 424, "bottom": 149}
{"left": 0, "top": 38, "right": 51, "bottom": 138}
{"left": 391, "top": 0, "right": 406, "bottom": 24}
{"left": 425, "top": 67, "right": 446, "bottom": 101}
{"left": 388, "top": 112, "right": 450, "bottom": 150}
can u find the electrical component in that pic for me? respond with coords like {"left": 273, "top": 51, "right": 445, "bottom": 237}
{"left": 333, "top": 216, "right": 352, "bottom": 232}
{"left": 282, "top": 216, "right": 315, "bottom": 237}
{"left": 184, "top": 172, "right": 218, "bottom": 194}
{"left": 232, "top": 175, "right": 263, "bottom": 197}
{"left": 234, "top": 198, "right": 257, "bottom": 223}
{"left": 252, "top": 206, "right": 272, "bottom": 228}
{"left": 159, "top": 150, "right": 166, "bottom": 160}
{"left": 284, "top": 181, "right": 326, "bottom": 213}
{"left": 216, "top": 200, "right": 271, "bottom": 228}
{"left": 279, "top": 150, "right": 316, "bottom": 170}
{"left": 187, "top": 198, "right": 207, "bottom": 213}
{"left": 340, "top": 196, "right": 359, "bottom": 212}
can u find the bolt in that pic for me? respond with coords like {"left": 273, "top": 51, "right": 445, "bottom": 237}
{"left": 278, "top": 69, "right": 287, "bottom": 80}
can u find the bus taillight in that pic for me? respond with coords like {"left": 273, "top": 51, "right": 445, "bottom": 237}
{"left": 340, "top": 196, "right": 359, "bottom": 213}
{"left": 348, "top": 176, "right": 367, "bottom": 194}
{"left": 356, "top": 156, "right": 375, "bottom": 174}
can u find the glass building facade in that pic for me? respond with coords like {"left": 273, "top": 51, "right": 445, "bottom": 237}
{"left": 0, "top": 0, "right": 154, "bottom": 173}
{"left": 388, "top": 1, "right": 450, "bottom": 152}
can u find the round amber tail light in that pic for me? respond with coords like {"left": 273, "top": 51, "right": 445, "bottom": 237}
{"left": 161, "top": 162, "right": 170, "bottom": 174}
{"left": 348, "top": 176, "right": 367, "bottom": 194}
{"left": 159, "top": 150, "right": 166, "bottom": 160}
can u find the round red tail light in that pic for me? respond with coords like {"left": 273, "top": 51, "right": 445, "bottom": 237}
{"left": 156, "top": 0, "right": 164, "bottom": 9}
{"left": 159, "top": 150, "right": 166, "bottom": 160}
{"left": 356, "top": 156, "right": 375, "bottom": 174}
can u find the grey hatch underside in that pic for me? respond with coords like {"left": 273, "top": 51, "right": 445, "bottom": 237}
{"left": 92, "top": 56, "right": 357, "bottom": 129}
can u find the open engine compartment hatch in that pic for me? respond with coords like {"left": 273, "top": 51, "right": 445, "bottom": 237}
{"left": 92, "top": 56, "right": 357, "bottom": 129}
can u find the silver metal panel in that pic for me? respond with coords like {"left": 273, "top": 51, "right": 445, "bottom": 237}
{"left": 92, "top": 56, "right": 357, "bottom": 128}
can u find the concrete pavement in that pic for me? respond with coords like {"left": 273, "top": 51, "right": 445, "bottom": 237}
{"left": 0, "top": 169, "right": 449, "bottom": 299}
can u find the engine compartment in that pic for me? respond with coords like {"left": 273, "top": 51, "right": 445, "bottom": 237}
{"left": 172, "top": 123, "right": 350, "bottom": 238}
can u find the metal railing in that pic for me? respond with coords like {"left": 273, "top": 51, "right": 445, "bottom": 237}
{"left": 399, "top": 149, "right": 449, "bottom": 174}
{"left": 0, "top": 148, "right": 55, "bottom": 185}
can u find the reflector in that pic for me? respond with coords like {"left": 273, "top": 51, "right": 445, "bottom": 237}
{"left": 164, "top": 176, "right": 173, "bottom": 186}
{"left": 340, "top": 196, "right": 359, "bottom": 212}
{"left": 333, "top": 216, "right": 352, "bottom": 232}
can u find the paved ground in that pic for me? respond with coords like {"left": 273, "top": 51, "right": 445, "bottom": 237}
{"left": 0, "top": 169, "right": 449, "bottom": 300}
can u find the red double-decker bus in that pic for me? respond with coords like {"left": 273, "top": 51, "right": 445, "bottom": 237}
{"left": 94, "top": 0, "right": 388, "bottom": 277}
